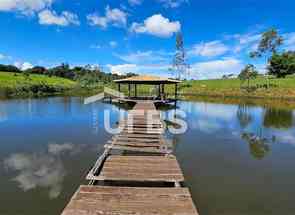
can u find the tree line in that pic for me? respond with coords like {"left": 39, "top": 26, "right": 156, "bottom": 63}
{"left": 0, "top": 63, "right": 136, "bottom": 86}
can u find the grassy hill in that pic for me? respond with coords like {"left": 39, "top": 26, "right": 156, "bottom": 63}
{"left": 0, "top": 72, "right": 77, "bottom": 97}
{"left": 179, "top": 76, "right": 295, "bottom": 100}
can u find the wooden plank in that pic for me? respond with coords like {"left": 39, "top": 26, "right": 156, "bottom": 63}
{"left": 62, "top": 186, "right": 199, "bottom": 215}
{"left": 91, "top": 155, "right": 184, "bottom": 182}
{"left": 105, "top": 145, "right": 171, "bottom": 154}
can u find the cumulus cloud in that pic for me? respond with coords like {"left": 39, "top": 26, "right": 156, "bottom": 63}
{"left": 130, "top": 14, "right": 180, "bottom": 38}
{"left": 87, "top": 6, "right": 127, "bottom": 29}
{"left": 107, "top": 64, "right": 137, "bottom": 75}
{"left": 230, "top": 32, "right": 261, "bottom": 53}
{"left": 189, "top": 40, "right": 229, "bottom": 57}
{"left": 38, "top": 9, "right": 80, "bottom": 26}
{"left": 0, "top": 0, "right": 53, "bottom": 15}
{"left": 128, "top": 0, "right": 143, "bottom": 6}
{"left": 190, "top": 58, "right": 243, "bottom": 80}
{"left": 14, "top": 62, "right": 34, "bottom": 70}
{"left": 284, "top": 32, "right": 295, "bottom": 51}
{"left": 107, "top": 63, "right": 170, "bottom": 76}
{"left": 157, "top": 0, "right": 188, "bottom": 8}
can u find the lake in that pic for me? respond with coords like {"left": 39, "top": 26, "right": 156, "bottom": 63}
{"left": 0, "top": 97, "right": 295, "bottom": 215}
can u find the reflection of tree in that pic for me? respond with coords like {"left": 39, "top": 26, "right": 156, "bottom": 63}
{"left": 263, "top": 108, "right": 293, "bottom": 129}
{"left": 237, "top": 104, "right": 252, "bottom": 128}
{"left": 241, "top": 132, "right": 271, "bottom": 160}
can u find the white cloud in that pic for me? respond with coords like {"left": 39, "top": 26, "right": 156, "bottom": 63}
{"left": 14, "top": 62, "right": 34, "bottom": 70}
{"left": 116, "top": 50, "right": 169, "bottom": 64}
{"left": 130, "top": 14, "right": 180, "bottom": 38}
{"left": 189, "top": 40, "right": 229, "bottom": 57}
{"left": 190, "top": 58, "right": 243, "bottom": 80}
{"left": 0, "top": 0, "right": 53, "bottom": 15}
{"left": 107, "top": 63, "right": 170, "bottom": 77}
{"left": 107, "top": 64, "right": 137, "bottom": 75}
{"left": 48, "top": 143, "right": 74, "bottom": 155}
{"left": 230, "top": 33, "right": 261, "bottom": 53}
{"left": 87, "top": 6, "right": 127, "bottom": 29}
{"left": 284, "top": 32, "right": 295, "bottom": 51}
{"left": 0, "top": 53, "right": 6, "bottom": 60}
{"left": 157, "top": 0, "right": 188, "bottom": 8}
{"left": 109, "top": 41, "right": 118, "bottom": 48}
{"left": 128, "top": 0, "right": 143, "bottom": 6}
{"left": 38, "top": 9, "right": 80, "bottom": 26}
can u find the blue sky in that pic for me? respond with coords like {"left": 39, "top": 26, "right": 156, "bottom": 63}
{"left": 0, "top": 0, "right": 295, "bottom": 79}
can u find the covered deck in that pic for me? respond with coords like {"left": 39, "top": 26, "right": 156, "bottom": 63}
{"left": 114, "top": 75, "right": 181, "bottom": 104}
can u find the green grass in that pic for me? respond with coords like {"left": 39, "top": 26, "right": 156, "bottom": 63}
{"left": 178, "top": 76, "right": 295, "bottom": 99}
{"left": 0, "top": 72, "right": 76, "bottom": 88}
{"left": 0, "top": 72, "right": 77, "bottom": 97}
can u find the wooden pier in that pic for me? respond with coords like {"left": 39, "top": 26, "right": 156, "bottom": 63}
{"left": 61, "top": 101, "right": 199, "bottom": 215}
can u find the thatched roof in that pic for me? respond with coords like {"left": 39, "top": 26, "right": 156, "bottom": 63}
{"left": 114, "top": 75, "right": 181, "bottom": 84}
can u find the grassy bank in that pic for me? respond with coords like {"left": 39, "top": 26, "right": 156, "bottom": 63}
{"left": 0, "top": 72, "right": 77, "bottom": 97}
{"left": 179, "top": 76, "right": 295, "bottom": 100}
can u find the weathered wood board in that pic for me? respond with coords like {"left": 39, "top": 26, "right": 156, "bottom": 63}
{"left": 91, "top": 155, "right": 184, "bottom": 182}
{"left": 62, "top": 185, "right": 199, "bottom": 215}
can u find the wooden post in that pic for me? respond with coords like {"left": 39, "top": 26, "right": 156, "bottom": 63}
{"left": 158, "top": 84, "right": 161, "bottom": 99}
{"left": 128, "top": 84, "right": 131, "bottom": 98}
{"left": 135, "top": 84, "right": 137, "bottom": 98}
{"left": 118, "top": 84, "right": 121, "bottom": 92}
{"left": 175, "top": 83, "right": 178, "bottom": 100}
{"left": 161, "top": 84, "right": 165, "bottom": 100}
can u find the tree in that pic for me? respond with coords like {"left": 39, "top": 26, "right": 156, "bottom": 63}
{"left": 268, "top": 51, "right": 295, "bottom": 78}
{"left": 238, "top": 64, "right": 258, "bottom": 90}
{"left": 250, "top": 28, "right": 283, "bottom": 58}
{"left": 172, "top": 32, "right": 189, "bottom": 80}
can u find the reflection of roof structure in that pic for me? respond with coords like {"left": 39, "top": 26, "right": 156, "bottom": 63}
{"left": 114, "top": 75, "right": 181, "bottom": 84}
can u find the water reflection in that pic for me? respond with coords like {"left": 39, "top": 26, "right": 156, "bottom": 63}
{"left": 237, "top": 104, "right": 252, "bottom": 128}
{"left": 241, "top": 132, "right": 273, "bottom": 160}
{"left": 263, "top": 108, "right": 294, "bottom": 130}
{"left": 4, "top": 143, "right": 78, "bottom": 199}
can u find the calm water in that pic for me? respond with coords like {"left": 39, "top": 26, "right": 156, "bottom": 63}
{"left": 0, "top": 97, "right": 295, "bottom": 215}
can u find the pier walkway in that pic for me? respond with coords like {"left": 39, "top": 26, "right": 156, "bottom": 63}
{"left": 61, "top": 101, "right": 199, "bottom": 215}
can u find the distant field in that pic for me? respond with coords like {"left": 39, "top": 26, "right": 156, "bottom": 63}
{"left": 177, "top": 76, "right": 295, "bottom": 99}
{"left": 0, "top": 72, "right": 76, "bottom": 88}
{"left": 0, "top": 72, "right": 77, "bottom": 97}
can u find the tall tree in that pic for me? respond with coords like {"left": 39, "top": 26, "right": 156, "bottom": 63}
{"left": 172, "top": 32, "right": 189, "bottom": 80}
{"left": 250, "top": 28, "right": 283, "bottom": 58}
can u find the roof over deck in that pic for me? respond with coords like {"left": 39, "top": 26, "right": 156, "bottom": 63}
{"left": 114, "top": 75, "right": 181, "bottom": 84}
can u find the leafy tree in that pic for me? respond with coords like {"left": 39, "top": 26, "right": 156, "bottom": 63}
{"left": 250, "top": 28, "right": 283, "bottom": 58}
{"left": 172, "top": 32, "right": 189, "bottom": 80}
{"left": 268, "top": 51, "right": 295, "bottom": 78}
{"left": 238, "top": 64, "right": 258, "bottom": 90}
